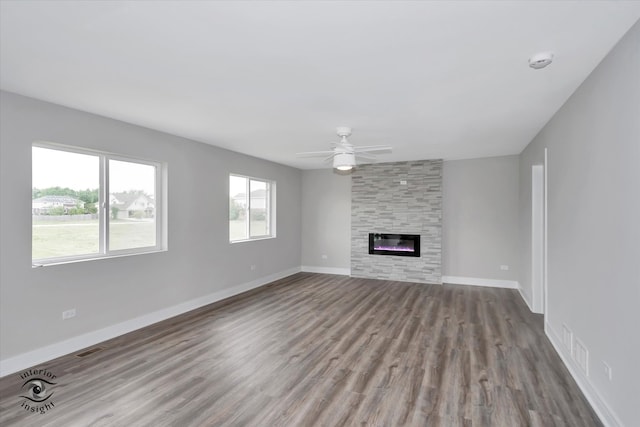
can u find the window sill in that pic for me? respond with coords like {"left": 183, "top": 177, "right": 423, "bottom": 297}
{"left": 32, "top": 248, "right": 167, "bottom": 268}
{"left": 230, "top": 236, "right": 276, "bottom": 244}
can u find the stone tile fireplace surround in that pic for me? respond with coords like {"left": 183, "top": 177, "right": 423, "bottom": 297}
{"left": 351, "top": 160, "right": 442, "bottom": 284}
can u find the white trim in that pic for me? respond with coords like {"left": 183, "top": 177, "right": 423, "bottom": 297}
{"left": 442, "top": 276, "right": 518, "bottom": 289}
{"left": 543, "top": 147, "right": 549, "bottom": 321}
{"left": 531, "top": 164, "right": 544, "bottom": 313}
{"left": 0, "top": 267, "right": 301, "bottom": 377}
{"left": 301, "top": 266, "right": 351, "bottom": 276}
{"left": 517, "top": 286, "right": 535, "bottom": 312}
{"left": 545, "top": 322, "right": 620, "bottom": 427}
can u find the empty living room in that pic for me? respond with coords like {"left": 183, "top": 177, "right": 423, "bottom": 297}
{"left": 0, "top": 1, "right": 638, "bottom": 426}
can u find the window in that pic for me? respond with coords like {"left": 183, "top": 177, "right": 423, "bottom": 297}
{"left": 229, "top": 174, "right": 275, "bottom": 242}
{"left": 32, "top": 143, "right": 164, "bottom": 265}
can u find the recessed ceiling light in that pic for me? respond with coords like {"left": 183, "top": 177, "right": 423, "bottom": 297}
{"left": 529, "top": 52, "right": 554, "bottom": 69}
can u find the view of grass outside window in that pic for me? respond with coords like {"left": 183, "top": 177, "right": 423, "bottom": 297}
{"left": 32, "top": 147, "right": 100, "bottom": 259}
{"left": 229, "top": 174, "right": 273, "bottom": 241}
{"left": 32, "top": 144, "right": 162, "bottom": 263}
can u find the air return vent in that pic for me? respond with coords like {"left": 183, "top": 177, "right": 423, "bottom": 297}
{"left": 76, "top": 347, "right": 104, "bottom": 358}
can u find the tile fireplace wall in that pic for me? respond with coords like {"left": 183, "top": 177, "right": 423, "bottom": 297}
{"left": 351, "top": 160, "right": 442, "bottom": 284}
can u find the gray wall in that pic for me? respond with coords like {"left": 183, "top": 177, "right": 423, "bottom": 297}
{"left": 301, "top": 169, "right": 351, "bottom": 271}
{"left": 519, "top": 21, "right": 639, "bottom": 427}
{"left": 0, "top": 91, "right": 302, "bottom": 360}
{"left": 301, "top": 158, "right": 521, "bottom": 285}
{"left": 442, "top": 156, "right": 520, "bottom": 281}
{"left": 351, "top": 160, "right": 442, "bottom": 284}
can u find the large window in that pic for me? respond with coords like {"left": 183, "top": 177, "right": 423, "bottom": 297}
{"left": 32, "top": 143, "right": 164, "bottom": 265}
{"left": 229, "top": 174, "right": 275, "bottom": 242}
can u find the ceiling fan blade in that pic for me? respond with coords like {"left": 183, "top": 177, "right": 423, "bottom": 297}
{"left": 322, "top": 153, "right": 336, "bottom": 163}
{"left": 354, "top": 153, "right": 378, "bottom": 161}
{"left": 353, "top": 145, "right": 392, "bottom": 154}
{"left": 296, "top": 150, "right": 336, "bottom": 158}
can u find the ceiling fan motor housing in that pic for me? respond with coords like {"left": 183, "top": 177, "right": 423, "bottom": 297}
{"left": 336, "top": 126, "right": 352, "bottom": 138}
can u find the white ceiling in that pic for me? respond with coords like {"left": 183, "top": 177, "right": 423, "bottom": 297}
{"left": 2, "top": 1, "right": 639, "bottom": 169}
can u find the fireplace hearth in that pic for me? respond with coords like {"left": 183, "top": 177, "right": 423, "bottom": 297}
{"left": 369, "top": 233, "right": 420, "bottom": 257}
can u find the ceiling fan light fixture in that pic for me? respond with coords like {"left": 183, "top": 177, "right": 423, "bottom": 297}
{"left": 333, "top": 152, "right": 355, "bottom": 171}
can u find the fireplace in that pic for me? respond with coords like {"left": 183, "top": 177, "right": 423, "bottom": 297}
{"left": 369, "top": 233, "right": 420, "bottom": 257}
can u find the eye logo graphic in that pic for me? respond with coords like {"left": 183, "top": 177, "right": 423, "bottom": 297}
{"left": 18, "top": 369, "right": 58, "bottom": 415}
{"left": 21, "top": 378, "right": 56, "bottom": 402}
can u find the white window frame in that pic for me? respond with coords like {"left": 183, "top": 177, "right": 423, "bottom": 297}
{"left": 32, "top": 141, "right": 166, "bottom": 266}
{"left": 229, "top": 174, "right": 276, "bottom": 243}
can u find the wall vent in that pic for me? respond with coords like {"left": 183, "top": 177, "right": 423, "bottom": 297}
{"left": 573, "top": 338, "right": 589, "bottom": 376}
{"left": 562, "top": 324, "right": 573, "bottom": 356}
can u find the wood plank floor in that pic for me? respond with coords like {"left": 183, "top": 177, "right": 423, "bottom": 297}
{"left": 0, "top": 273, "right": 601, "bottom": 426}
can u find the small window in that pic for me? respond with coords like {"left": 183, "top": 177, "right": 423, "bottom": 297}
{"left": 32, "top": 143, "right": 165, "bottom": 265}
{"left": 229, "top": 174, "right": 275, "bottom": 242}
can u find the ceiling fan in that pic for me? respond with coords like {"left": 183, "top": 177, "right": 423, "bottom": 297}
{"left": 296, "top": 127, "right": 392, "bottom": 171}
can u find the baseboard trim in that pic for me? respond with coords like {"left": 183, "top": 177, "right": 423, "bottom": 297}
{"left": 301, "top": 266, "right": 351, "bottom": 276}
{"left": 0, "top": 267, "right": 301, "bottom": 378}
{"left": 442, "top": 275, "right": 518, "bottom": 289}
{"left": 517, "top": 286, "right": 536, "bottom": 313}
{"left": 545, "top": 322, "right": 621, "bottom": 427}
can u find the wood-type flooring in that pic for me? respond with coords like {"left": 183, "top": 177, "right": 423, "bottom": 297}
{"left": 0, "top": 273, "right": 602, "bottom": 426}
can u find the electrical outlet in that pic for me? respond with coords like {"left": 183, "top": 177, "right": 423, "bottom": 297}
{"left": 62, "top": 308, "right": 76, "bottom": 320}
{"left": 603, "top": 362, "right": 612, "bottom": 381}
{"left": 250, "top": 265, "right": 256, "bottom": 271}
{"left": 500, "top": 265, "right": 509, "bottom": 271}
{"left": 400, "top": 180, "right": 407, "bottom": 185}
{"left": 321, "top": 254, "right": 328, "bottom": 260}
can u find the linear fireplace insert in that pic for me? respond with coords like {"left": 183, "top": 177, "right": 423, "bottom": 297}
{"left": 368, "top": 233, "right": 420, "bottom": 257}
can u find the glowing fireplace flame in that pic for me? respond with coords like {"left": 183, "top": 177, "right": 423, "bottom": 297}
{"left": 373, "top": 246, "right": 414, "bottom": 252}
